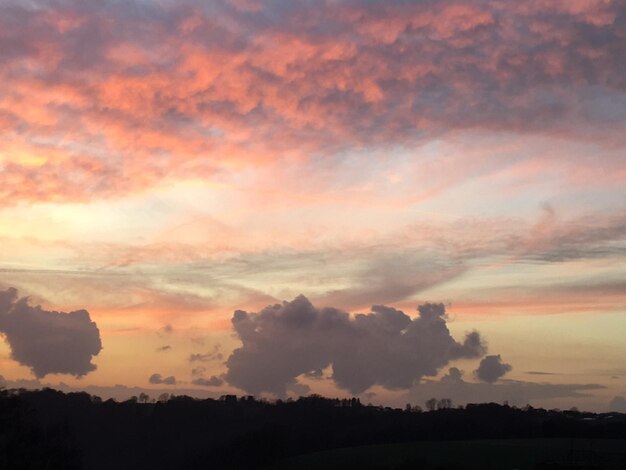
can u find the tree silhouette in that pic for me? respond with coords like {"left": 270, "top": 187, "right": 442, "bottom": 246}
{"left": 437, "top": 398, "right": 453, "bottom": 410}
{"left": 426, "top": 397, "right": 438, "bottom": 411}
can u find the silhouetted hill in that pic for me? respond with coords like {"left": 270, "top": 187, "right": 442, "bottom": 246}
{"left": 1, "top": 388, "right": 625, "bottom": 469}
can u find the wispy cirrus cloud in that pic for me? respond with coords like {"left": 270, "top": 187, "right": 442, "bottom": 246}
{"left": 0, "top": 206, "right": 624, "bottom": 318}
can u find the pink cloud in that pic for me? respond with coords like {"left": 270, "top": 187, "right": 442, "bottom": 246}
{"left": 0, "top": 0, "right": 623, "bottom": 204}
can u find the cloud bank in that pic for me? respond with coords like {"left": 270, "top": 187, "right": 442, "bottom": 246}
{"left": 409, "top": 368, "right": 606, "bottom": 408}
{"left": 0, "top": 0, "right": 624, "bottom": 204}
{"left": 609, "top": 396, "right": 626, "bottom": 413}
{"left": 225, "top": 295, "right": 486, "bottom": 396}
{"left": 0, "top": 288, "right": 102, "bottom": 378}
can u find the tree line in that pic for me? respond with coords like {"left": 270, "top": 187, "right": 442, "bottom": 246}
{"left": 1, "top": 387, "right": 625, "bottom": 469}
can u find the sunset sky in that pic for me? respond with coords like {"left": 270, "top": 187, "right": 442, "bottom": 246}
{"left": 0, "top": 0, "right": 624, "bottom": 411}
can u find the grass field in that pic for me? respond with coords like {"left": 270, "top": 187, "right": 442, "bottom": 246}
{"left": 271, "top": 439, "right": 626, "bottom": 470}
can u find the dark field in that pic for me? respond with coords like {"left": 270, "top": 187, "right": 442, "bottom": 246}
{"left": 273, "top": 439, "right": 626, "bottom": 470}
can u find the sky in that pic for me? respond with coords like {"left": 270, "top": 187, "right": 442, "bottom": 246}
{"left": 0, "top": 0, "right": 625, "bottom": 412}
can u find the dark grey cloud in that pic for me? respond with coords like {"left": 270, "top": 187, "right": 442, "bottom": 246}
{"left": 191, "top": 376, "right": 224, "bottom": 387}
{"left": 442, "top": 366, "right": 464, "bottom": 383}
{"left": 526, "top": 371, "right": 560, "bottom": 376}
{"left": 156, "top": 345, "right": 172, "bottom": 352}
{"left": 410, "top": 368, "right": 605, "bottom": 408}
{"left": 149, "top": 373, "right": 176, "bottom": 385}
{"left": 0, "top": 288, "right": 102, "bottom": 378}
{"left": 475, "top": 355, "right": 512, "bottom": 383}
{"left": 225, "top": 295, "right": 486, "bottom": 396}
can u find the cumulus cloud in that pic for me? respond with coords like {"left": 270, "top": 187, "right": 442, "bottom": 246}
{"left": 191, "top": 376, "right": 224, "bottom": 387}
{"left": 149, "top": 373, "right": 176, "bottom": 385}
{"left": 0, "top": 288, "right": 102, "bottom": 378}
{"left": 225, "top": 295, "right": 486, "bottom": 396}
{"left": 442, "top": 367, "right": 464, "bottom": 383}
{"left": 475, "top": 355, "right": 513, "bottom": 383}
